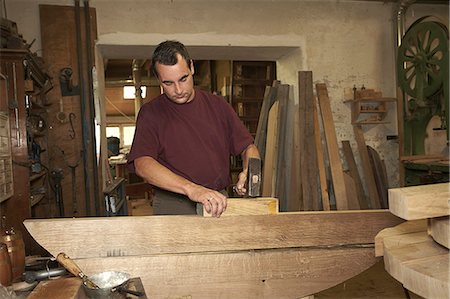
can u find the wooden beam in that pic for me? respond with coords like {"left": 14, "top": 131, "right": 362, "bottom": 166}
{"left": 316, "top": 83, "right": 348, "bottom": 210}
{"left": 202, "top": 198, "right": 278, "bottom": 217}
{"left": 388, "top": 182, "right": 450, "bottom": 220}
{"left": 24, "top": 211, "right": 401, "bottom": 259}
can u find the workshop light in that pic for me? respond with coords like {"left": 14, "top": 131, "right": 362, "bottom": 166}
{"left": 123, "top": 85, "right": 146, "bottom": 99}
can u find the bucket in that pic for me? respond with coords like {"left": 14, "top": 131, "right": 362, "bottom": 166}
{"left": 0, "top": 243, "right": 12, "bottom": 286}
{"left": 107, "top": 137, "right": 120, "bottom": 157}
{"left": 1, "top": 229, "right": 25, "bottom": 282}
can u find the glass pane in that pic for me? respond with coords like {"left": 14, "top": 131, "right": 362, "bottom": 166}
{"left": 123, "top": 126, "right": 136, "bottom": 146}
{"left": 106, "top": 127, "right": 120, "bottom": 138}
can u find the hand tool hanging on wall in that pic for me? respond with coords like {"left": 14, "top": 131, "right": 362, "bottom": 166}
{"left": 68, "top": 112, "right": 76, "bottom": 139}
{"left": 67, "top": 151, "right": 82, "bottom": 216}
{"left": 50, "top": 168, "right": 64, "bottom": 217}
{"left": 59, "top": 67, "right": 80, "bottom": 97}
{"left": 53, "top": 146, "right": 81, "bottom": 216}
{"left": 8, "top": 63, "right": 21, "bottom": 147}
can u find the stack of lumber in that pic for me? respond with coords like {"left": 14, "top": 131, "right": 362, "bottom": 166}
{"left": 257, "top": 73, "right": 380, "bottom": 211}
{"left": 24, "top": 200, "right": 402, "bottom": 299}
{"left": 375, "top": 182, "right": 450, "bottom": 299}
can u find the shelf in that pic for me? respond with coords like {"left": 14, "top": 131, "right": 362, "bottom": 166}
{"left": 346, "top": 88, "right": 395, "bottom": 126}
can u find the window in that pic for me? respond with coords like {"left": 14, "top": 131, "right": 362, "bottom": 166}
{"left": 123, "top": 126, "right": 136, "bottom": 146}
{"left": 123, "top": 86, "right": 147, "bottom": 99}
{"left": 106, "top": 125, "right": 136, "bottom": 150}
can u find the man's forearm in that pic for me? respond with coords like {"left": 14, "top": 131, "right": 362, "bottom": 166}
{"left": 134, "top": 156, "right": 196, "bottom": 196}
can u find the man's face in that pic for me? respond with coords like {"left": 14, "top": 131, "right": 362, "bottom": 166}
{"left": 155, "top": 54, "right": 195, "bottom": 104}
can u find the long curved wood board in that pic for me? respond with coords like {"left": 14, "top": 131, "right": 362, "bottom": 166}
{"left": 430, "top": 216, "right": 449, "bottom": 249}
{"left": 24, "top": 211, "right": 401, "bottom": 298}
{"left": 377, "top": 223, "right": 449, "bottom": 299}
{"left": 74, "top": 247, "right": 377, "bottom": 299}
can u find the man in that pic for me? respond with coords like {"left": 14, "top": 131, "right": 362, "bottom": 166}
{"left": 127, "top": 40, "right": 260, "bottom": 217}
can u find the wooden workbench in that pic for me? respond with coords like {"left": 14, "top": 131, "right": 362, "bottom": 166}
{"left": 24, "top": 198, "right": 402, "bottom": 299}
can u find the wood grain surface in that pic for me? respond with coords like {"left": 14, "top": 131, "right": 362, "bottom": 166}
{"left": 388, "top": 182, "right": 450, "bottom": 220}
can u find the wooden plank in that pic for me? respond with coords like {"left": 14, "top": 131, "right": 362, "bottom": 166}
{"left": 380, "top": 219, "right": 450, "bottom": 299}
{"left": 342, "top": 141, "right": 368, "bottom": 209}
{"left": 202, "top": 198, "right": 278, "bottom": 217}
{"left": 262, "top": 101, "right": 279, "bottom": 197}
{"left": 388, "top": 182, "right": 450, "bottom": 220}
{"left": 274, "top": 85, "right": 290, "bottom": 211}
{"left": 283, "top": 85, "right": 295, "bottom": 211}
{"left": 367, "top": 146, "right": 389, "bottom": 208}
{"left": 343, "top": 172, "right": 360, "bottom": 210}
{"left": 288, "top": 106, "right": 302, "bottom": 211}
{"left": 315, "top": 83, "right": 348, "bottom": 210}
{"left": 27, "top": 277, "right": 87, "bottom": 299}
{"left": 24, "top": 210, "right": 402, "bottom": 259}
{"left": 299, "top": 72, "right": 321, "bottom": 211}
{"left": 374, "top": 219, "right": 425, "bottom": 257}
{"left": 383, "top": 233, "right": 446, "bottom": 282}
{"left": 353, "top": 125, "right": 381, "bottom": 209}
{"left": 430, "top": 216, "right": 449, "bottom": 249}
{"left": 73, "top": 247, "right": 377, "bottom": 299}
{"left": 314, "top": 97, "right": 330, "bottom": 211}
{"left": 255, "top": 83, "right": 279, "bottom": 159}
{"left": 402, "top": 253, "right": 449, "bottom": 299}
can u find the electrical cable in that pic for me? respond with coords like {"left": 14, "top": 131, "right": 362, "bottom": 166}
{"left": 105, "top": 95, "right": 135, "bottom": 122}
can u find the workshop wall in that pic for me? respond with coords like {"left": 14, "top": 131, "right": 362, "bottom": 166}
{"left": 6, "top": 0, "right": 448, "bottom": 191}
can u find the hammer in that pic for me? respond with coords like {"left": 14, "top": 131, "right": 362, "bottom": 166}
{"left": 247, "top": 157, "right": 262, "bottom": 197}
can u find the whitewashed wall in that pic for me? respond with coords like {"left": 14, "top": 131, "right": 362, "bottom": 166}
{"left": 6, "top": 0, "right": 449, "bottom": 189}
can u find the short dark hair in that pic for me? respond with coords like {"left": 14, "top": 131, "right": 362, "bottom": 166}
{"left": 151, "top": 40, "right": 191, "bottom": 78}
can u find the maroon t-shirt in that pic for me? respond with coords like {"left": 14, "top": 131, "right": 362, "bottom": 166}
{"left": 127, "top": 89, "right": 253, "bottom": 190}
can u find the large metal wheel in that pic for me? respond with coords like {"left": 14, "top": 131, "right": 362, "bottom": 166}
{"left": 397, "top": 20, "right": 448, "bottom": 103}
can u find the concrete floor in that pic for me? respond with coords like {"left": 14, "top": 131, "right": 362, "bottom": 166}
{"left": 128, "top": 198, "right": 422, "bottom": 299}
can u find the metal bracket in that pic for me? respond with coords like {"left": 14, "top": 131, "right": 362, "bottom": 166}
{"left": 59, "top": 67, "right": 80, "bottom": 96}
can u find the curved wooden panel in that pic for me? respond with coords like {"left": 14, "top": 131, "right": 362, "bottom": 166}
{"left": 430, "top": 216, "right": 449, "bottom": 249}
{"left": 24, "top": 211, "right": 401, "bottom": 298}
{"left": 74, "top": 247, "right": 378, "bottom": 299}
